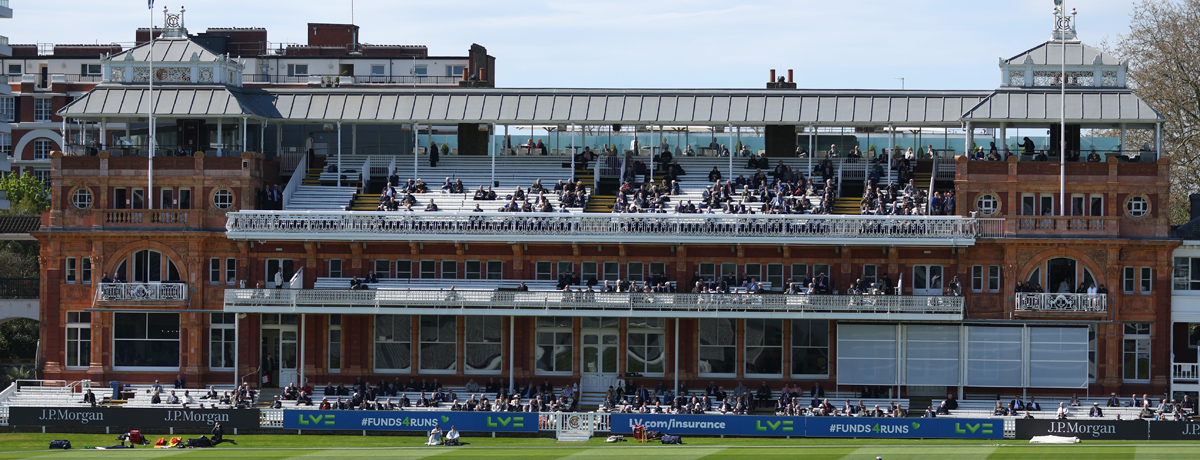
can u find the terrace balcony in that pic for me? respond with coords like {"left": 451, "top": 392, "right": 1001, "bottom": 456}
{"left": 96, "top": 282, "right": 188, "bottom": 303}
{"left": 222, "top": 289, "right": 964, "bottom": 321}
{"left": 1013, "top": 292, "right": 1107, "bottom": 314}
{"left": 224, "top": 211, "right": 983, "bottom": 246}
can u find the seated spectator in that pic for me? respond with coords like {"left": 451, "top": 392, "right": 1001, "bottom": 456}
{"left": 426, "top": 426, "right": 442, "bottom": 446}
{"left": 445, "top": 425, "right": 461, "bottom": 445}
{"left": 1056, "top": 402, "right": 1071, "bottom": 419}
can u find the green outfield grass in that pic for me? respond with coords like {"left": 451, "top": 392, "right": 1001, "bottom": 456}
{"left": 1, "top": 433, "right": 1199, "bottom": 459}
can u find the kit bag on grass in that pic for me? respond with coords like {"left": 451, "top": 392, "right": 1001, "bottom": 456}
{"left": 49, "top": 440, "right": 71, "bottom": 449}
{"left": 660, "top": 435, "right": 682, "bottom": 445}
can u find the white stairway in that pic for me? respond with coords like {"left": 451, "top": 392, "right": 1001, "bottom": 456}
{"left": 287, "top": 185, "right": 358, "bottom": 211}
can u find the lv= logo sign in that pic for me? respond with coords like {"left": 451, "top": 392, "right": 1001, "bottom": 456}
{"left": 487, "top": 416, "right": 525, "bottom": 428}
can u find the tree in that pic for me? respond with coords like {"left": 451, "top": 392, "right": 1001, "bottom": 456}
{"left": 0, "top": 172, "right": 50, "bottom": 215}
{"left": 1107, "top": 0, "right": 1200, "bottom": 224}
{"left": 0, "top": 319, "right": 38, "bottom": 364}
{"left": 0, "top": 241, "right": 39, "bottom": 279}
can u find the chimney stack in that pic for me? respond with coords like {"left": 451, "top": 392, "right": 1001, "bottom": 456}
{"left": 769, "top": 69, "right": 776, "bottom": 82}
{"left": 788, "top": 69, "right": 794, "bottom": 83}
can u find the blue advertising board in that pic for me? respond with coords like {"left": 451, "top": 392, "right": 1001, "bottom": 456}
{"left": 935, "top": 418, "right": 1004, "bottom": 439}
{"left": 609, "top": 414, "right": 803, "bottom": 437}
{"left": 805, "top": 417, "right": 936, "bottom": 438}
{"left": 282, "top": 410, "right": 536, "bottom": 433}
{"left": 611, "top": 414, "right": 1002, "bottom": 439}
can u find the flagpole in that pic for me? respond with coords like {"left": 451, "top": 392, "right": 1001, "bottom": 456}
{"left": 147, "top": 2, "right": 156, "bottom": 210}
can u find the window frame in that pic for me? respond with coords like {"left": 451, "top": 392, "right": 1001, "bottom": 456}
{"left": 745, "top": 263, "right": 762, "bottom": 284}
{"left": 790, "top": 319, "right": 830, "bottom": 378}
{"left": 66, "top": 257, "right": 78, "bottom": 284}
{"left": 912, "top": 264, "right": 944, "bottom": 295}
{"left": 1126, "top": 195, "right": 1150, "bottom": 218}
{"left": 1123, "top": 266, "right": 1136, "bottom": 294}
{"left": 209, "top": 313, "right": 236, "bottom": 371}
{"left": 80, "top": 63, "right": 102, "bottom": 76}
{"left": 744, "top": 318, "right": 784, "bottom": 377}
{"left": 627, "top": 318, "right": 665, "bottom": 376}
{"left": 328, "top": 259, "right": 343, "bottom": 279}
{"left": 535, "top": 261, "right": 553, "bottom": 280}
{"left": 209, "top": 258, "right": 221, "bottom": 284}
{"left": 535, "top": 317, "right": 574, "bottom": 375}
{"left": 81, "top": 257, "right": 92, "bottom": 284}
{"left": 1122, "top": 323, "right": 1151, "bottom": 383}
{"left": 1139, "top": 266, "right": 1153, "bottom": 294}
{"left": 418, "top": 315, "right": 457, "bottom": 373}
{"left": 581, "top": 261, "right": 598, "bottom": 284}
{"left": 697, "top": 318, "right": 737, "bottom": 377}
{"left": 374, "top": 259, "right": 391, "bottom": 279}
{"left": 419, "top": 259, "right": 436, "bottom": 279}
{"left": 791, "top": 263, "right": 808, "bottom": 284}
{"left": 70, "top": 187, "right": 93, "bottom": 209}
{"left": 976, "top": 193, "right": 999, "bottom": 216}
{"left": 0, "top": 96, "right": 14, "bottom": 123}
{"left": 34, "top": 139, "right": 54, "bottom": 160}
{"left": 212, "top": 189, "right": 234, "bottom": 209}
{"left": 465, "top": 316, "right": 502, "bottom": 374}
{"left": 602, "top": 261, "right": 620, "bottom": 281}
{"left": 464, "top": 260, "right": 481, "bottom": 280}
{"left": 65, "top": 312, "right": 92, "bottom": 370}
{"left": 225, "top": 258, "right": 237, "bottom": 285}
{"left": 112, "top": 312, "right": 181, "bottom": 371}
{"left": 486, "top": 260, "right": 503, "bottom": 280}
{"left": 286, "top": 64, "right": 308, "bottom": 77}
{"left": 395, "top": 259, "right": 412, "bottom": 279}
{"left": 374, "top": 315, "right": 413, "bottom": 373}
{"left": 627, "top": 262, "right": 644, "bottom": 282}
{"left": 328, "top": 314, "right": 342, "bottom": 373}
{"left": 766, "top": 263, "right": 784, "bottom": 291}
{"left": 34, "top": 98, "right": 53, "bottom": 122}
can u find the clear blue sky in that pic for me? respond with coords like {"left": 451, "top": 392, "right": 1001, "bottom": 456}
{"left": 4, "top": 0, "right": 1137, "bottom": 90}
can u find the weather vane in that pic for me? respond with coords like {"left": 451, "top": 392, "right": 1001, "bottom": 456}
{"left": 1052, "top": 0, "right": 1077, "bottom": 40}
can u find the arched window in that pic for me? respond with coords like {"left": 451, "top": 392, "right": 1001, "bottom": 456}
{"left": 1026, "top": 257, "right": 1096, "bottom": 293}
{"left": 113, "top": 249, "right": 181, "bottom": 283}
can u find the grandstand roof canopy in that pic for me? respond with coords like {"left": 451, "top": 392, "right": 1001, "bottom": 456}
{"left": 60, "top": 85, "right": 1163, "bottom": 129}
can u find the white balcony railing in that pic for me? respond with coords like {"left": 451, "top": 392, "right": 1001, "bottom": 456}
{"left": 223, "top": 288, "right": 963, "bottom": 318}
{"left": 1014, "top": 292, "right": 1107, "bottom": 312}
{"left": 96, "top": 283, "right": 188, "bottom": 302}
{"left": 1174, "top": 363, "right": 1199, "bottom": 381}
{"left": 225, "top": 211, "right": 982, "bottom": 245}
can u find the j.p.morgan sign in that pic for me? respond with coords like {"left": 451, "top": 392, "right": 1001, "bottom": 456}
{"left": 10, "top": 406, "right": 259, "bottom": 429}
{"left": 1015, "top": 419, "right": 1148, "bottom": 440}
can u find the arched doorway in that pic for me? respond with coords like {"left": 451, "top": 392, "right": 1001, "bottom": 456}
{"left": 112, "top": 249, "right": 182, "bottom": 283}
{"left": 1027, "top": 257, "right": 1096, "bottom": 293}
